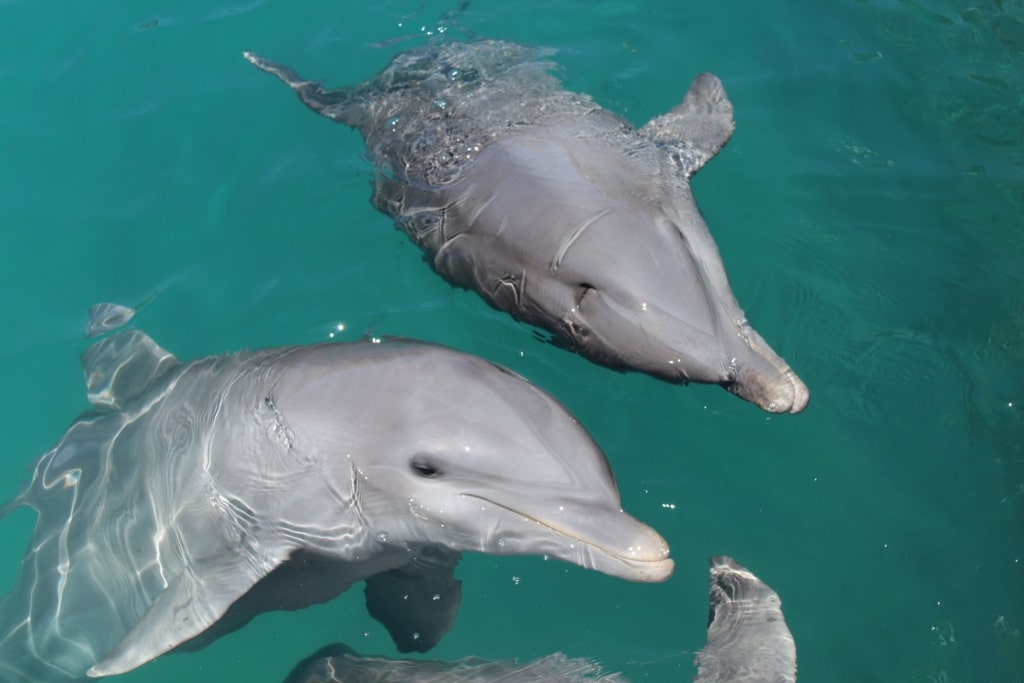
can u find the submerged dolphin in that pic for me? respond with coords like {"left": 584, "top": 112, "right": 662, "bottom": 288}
{"left": 244, "top": 41, "right": 809, "bottom": 413}
{"left": 0, "top": 307, "right": 671, "bottom": 681}
{"left": 282, "top": 556, "right": 796, "bottom": 683}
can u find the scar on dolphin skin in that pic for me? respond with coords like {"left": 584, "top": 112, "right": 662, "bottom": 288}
{"left": 281, "top": 556, "right": 797, "bottom": 683}
{"left": 0, "top": 304, "right": 671, "bottom": 681}
{"left": 244, "top": 41, "right": 809, "bottom": 414}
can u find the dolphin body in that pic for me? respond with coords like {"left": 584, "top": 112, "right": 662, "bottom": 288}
{"left": 244, "top": 41, "right": 809, "bottom": 414}
{"left": 282, "top": 556, "right": 796, "bottom": 683}
{"left": 0, "top": 308, "right": 671, "bottom": 681}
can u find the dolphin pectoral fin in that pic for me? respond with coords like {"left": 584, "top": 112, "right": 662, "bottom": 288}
{"left": 243, "top": 52, "right": 365, "bottom": 128}
{"left": 433, "top": 233, "right": 490, "bottom": 295}
{"left": 87, "top": 552, "right": 279, "bottom": 678}
{"left": 370, "top": 174, "right": 407, "bottom": 216}
{"left": 80, "top": 329, "right": 180, "bottom": 410}
{"left": 694, "top": 556, "right": 797, "bottom": 683}
{"left": 364, "top": 548, "right": 463, "bottom": 653}
{"left": 433, "top": 234, "right": 540, "bottom": 319}
{"left": 639, "top": 73, "right": 735, "bottom": 178}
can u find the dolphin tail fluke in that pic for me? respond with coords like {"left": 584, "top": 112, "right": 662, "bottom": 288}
{"left": 243, "top": 52, "right": 365, "bottom": 128}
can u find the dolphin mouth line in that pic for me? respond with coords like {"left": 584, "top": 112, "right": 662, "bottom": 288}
{"left": 461, "top": 493, "right": 666, "bottom": 565}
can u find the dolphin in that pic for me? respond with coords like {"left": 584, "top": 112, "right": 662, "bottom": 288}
{"left": 281, "top": 556, "right": 796, "bottom": 682}
{"left": 694, "top": 556, "right": 795, "bottom": 683}
{"left": 243, "top": 41, "right": 809, "bottom": 413}
{"left": 0, "top": 306, "right": 671, "bottom": 681}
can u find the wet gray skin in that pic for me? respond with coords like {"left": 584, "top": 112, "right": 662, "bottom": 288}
{"left": 0, "top": 306, "right": 671, "bottom": 681}
{"left": 281, "top": 556, "right": 796, "bottom": 683}
{"left": 695, "top": 556, "right": 796, "bottom": 683}
{"left": 244, "top": 41, "right": 809, "bottom": 413}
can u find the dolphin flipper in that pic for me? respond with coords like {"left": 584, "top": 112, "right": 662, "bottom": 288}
{"left": 694, "top": 556, "right": 796, "bottom": 683}
{"left": 87, "top": 549, "right": 288, "bottom": 677}
{"left": 243, "top": 52, "right": 366, "bottom": 128}
{"left": 639, "top": 73, "right": 735, "bottom": 178}
{"left": 364, "top": 548, "right": 463, "bottom": 653}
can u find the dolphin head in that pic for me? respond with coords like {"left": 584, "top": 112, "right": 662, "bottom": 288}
{"left": 271, "top": 341, "right": 672, "bottom": 583}
{"left": 553, "top": 200, "right": 810, "bottom": 415}
{"left": 436, "top": 131, "right": 809, "bottom": 414}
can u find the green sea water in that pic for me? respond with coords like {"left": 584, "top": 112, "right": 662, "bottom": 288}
{"left": 1, "top": 0, "right": 1022, "bottom": 681}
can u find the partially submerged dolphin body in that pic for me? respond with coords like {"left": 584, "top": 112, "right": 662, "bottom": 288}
{"left": 244, "top": 41, "right": 809, "bottom": 413}
{"left": 0, "top": 307, "right": 671, "bottom": 681}
{"left": 282, "top": 556, "right": 796, "bottom": 683}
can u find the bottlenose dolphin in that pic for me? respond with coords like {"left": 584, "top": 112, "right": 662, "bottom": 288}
{"left": 0, "top": 307, "right": 671, "bottom": 681}
{"left": 695, "top": 556, "right": 795, "bottom": 683}
{"left": 282, "top": 556, "right": 796, "bottom": 682}
{"left": 244, "top": 41, "right": 809, "bottom": 413}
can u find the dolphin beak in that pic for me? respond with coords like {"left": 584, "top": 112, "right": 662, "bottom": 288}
{"left": 729, "top": 363, "right": 809, "bottom": 414}
{"left": 465, "top": 495, "right": 674, "bottom": 583}
{"left": 726, "top": 323, "right": 810, "bottom": 414}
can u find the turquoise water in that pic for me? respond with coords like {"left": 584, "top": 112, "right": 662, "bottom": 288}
{"left": 1, "top": 0, "right": 1021, "bottom": 681}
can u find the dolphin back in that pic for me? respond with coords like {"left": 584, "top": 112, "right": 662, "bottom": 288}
{"left": 244, "top": 41, "right": 582, "bottom": 189}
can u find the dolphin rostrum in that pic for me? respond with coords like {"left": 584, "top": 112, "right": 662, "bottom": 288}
{"left": 281, "top": 556, "right": 796, "bottom": 682}
{"left": 0, "top": 307, "right": 671, "bottom": 681}
{"left": 244, "top": 40, "right": 809, "bottom": 414}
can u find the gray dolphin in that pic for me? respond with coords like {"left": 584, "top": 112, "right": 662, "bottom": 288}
{"left": 0, "top": 307, "right": 671, "bottom": 681}
{"left": 243, "top": 41, "right": 809, "bottom": 413}
{"left": 695, "top": 556, "right": 795, "bottom": 683}
{"left": 281, "top": 556, "right": 796, "bottom": 682}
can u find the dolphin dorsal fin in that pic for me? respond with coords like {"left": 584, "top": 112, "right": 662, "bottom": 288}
{"left": 86, "top": 302, "right": 137, "bottom": 338}
{"left": 639, "top": 73, "right": 735, "bottom": 179}
{"left": 80, "top": 330, "right": 180, "bottom": 410}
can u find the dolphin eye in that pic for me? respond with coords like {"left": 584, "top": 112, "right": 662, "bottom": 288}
{"left": 410, "top": 454, "right": 443, "bottom": 478}
{"left": 576, "top": 283, "right": 595, "bottom": 307}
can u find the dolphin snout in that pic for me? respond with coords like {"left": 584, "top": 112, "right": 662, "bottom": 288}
{"left": 471, "top": 494, "right": 673, "bottom": 582}
{"left": 545, "top": 505, "right": 674, "bottom": 583}
{"left": 728, "top": 324, "right": 810, "bottom": 414}
{"left": 730, "top": 365, "right": 810, "bottom": 414}
{"left": 614, "top": 524, "right": 675, "bottom": 582}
